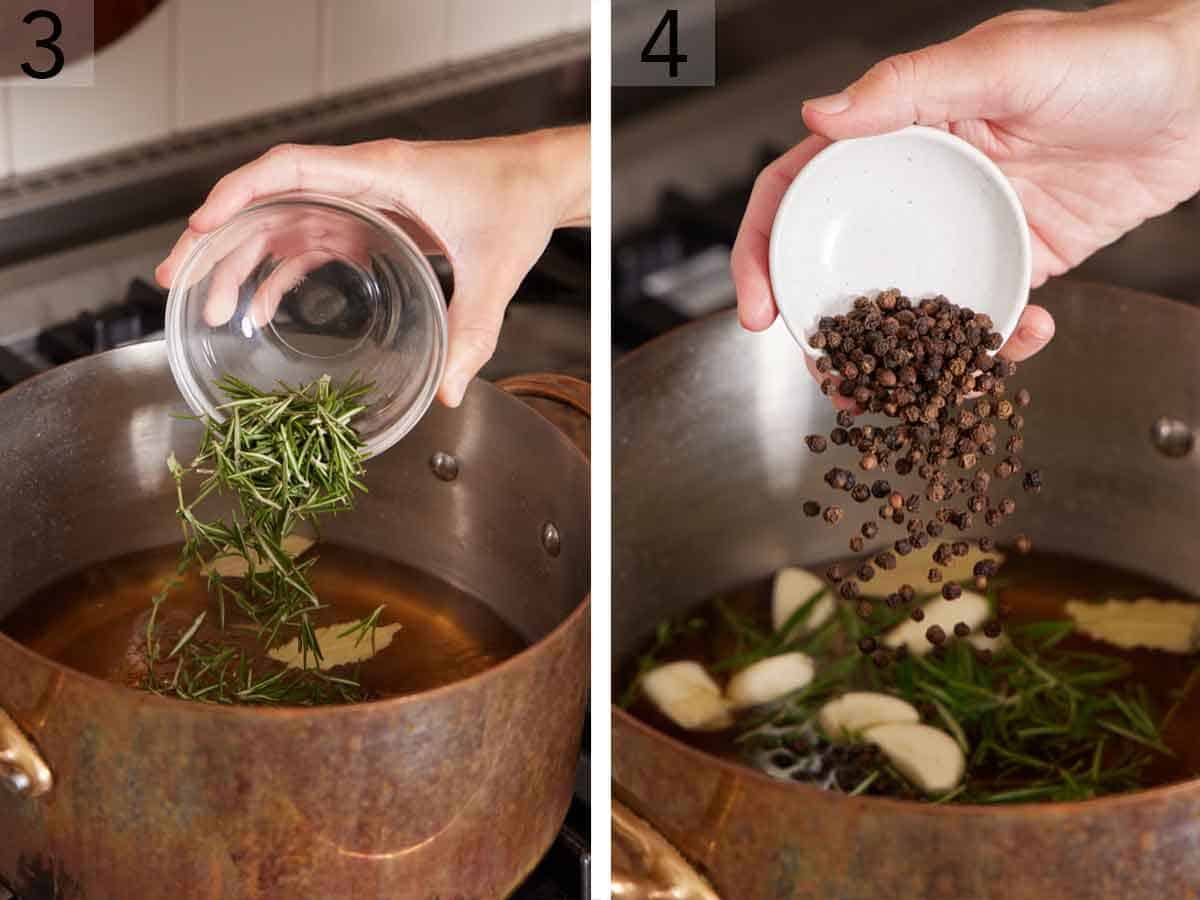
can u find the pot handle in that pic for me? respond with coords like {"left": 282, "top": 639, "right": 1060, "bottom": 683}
{"left": 496, "top": 373, "right": 590, "bottom": 458}
{"left": 0, "top": 706, "right": 52, "bottom": 799}
{"left": 612, "top": 800, "right": 721, "bottom": 899}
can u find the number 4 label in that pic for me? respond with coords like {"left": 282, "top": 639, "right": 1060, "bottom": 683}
{"left": 641, "top": 9, "right": 688, "bottom": 78}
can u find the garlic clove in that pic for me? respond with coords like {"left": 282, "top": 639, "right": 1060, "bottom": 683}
{"left": 641, "top": 661, "right": 734, "bottom": 731}
{"left": 862, "top": 722, "right": 966, "bottom": 794}
{"left": 818, "top": 691, "right": 920, "bottom": 742}
{"left": 772, "top": 567, "right": 834, "bottom": 637}
{"left": 726, "top": 652, "right": 815, "bottom": 709}
{"left": 883, "top": 590, "right": 991, "bottom": 656}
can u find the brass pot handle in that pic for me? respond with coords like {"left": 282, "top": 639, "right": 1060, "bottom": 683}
{"left": 612, "top": 800, "right": 721, "bottom": 899}
{"left": 497, "top": 373, "right": 590, "bottom": 458}
{"left": 0, "top": 706, "right": 52, "bottom": 798}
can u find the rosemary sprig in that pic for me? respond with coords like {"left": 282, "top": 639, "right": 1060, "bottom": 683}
{"left": 144, "top": 374, "right": 381, "bottom": 707}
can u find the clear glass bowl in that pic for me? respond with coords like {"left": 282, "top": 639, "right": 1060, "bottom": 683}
{"left": 165, "top": 193, "right": 447, "bottom": 458}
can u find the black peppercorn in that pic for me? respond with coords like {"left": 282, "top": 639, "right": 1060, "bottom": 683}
{"left": 910, "top": 606, "right": 925, "bottom": 622}
{"left": 823, "top": 505, "right": 843, "bottom": 525}
{"left": 849, "top": 536, "right": 865, "bottom": 553}
{"left": 830, "top": 428, "right": 849, "bottom": 446}
{"left": 983, "top": 620, "right": 1003, "bottom": 639}
{"left": 862, "top": 521, "right": 879, "bottom": 539}
{"left": 1023, "top": 469, "right": 1042, "bottom": 494}
{"left": 827, "top": 563, "right": 847, "bottom": 582}
{"left": 857, "top": 564, "right": 875, "bottom": 582}
{"left": 942, "top": 583, "right": 963, "bottom": 600}
{"left": 926, "top": 624, "right": 947, "bottom": 646}
{"left": 928, "top": 567, "right": 943, "bottom": 583}
{"left": 803, "top": 501, "right": 821, "bottom": 517}
{"left": 953, "top": 622, "right": 970, "bottom": 637}
{"left": 978, "top": 536, "right": 996, "bottom": 552}
{"left": 858, "top": 636, "right": 877, "bottom": 655}
{"left": 806, "top": 434, "right": 828, "bottom": 453}
{"left": 875, "top": 551, "right": 897, "bottom": 570}
{"left": 852, "top": 483, "right": 871, "bottom": 502}
{"left": 894, "top": 539, "right": 912, "bottom": 556}
{"left": 1015, "top": 533, "right": 1033, "bottom": 554}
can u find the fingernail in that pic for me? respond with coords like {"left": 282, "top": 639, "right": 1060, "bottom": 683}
{"left": 1019, "top": 321, "right": 1053, "bottom": 342}
{"left": 804, "top": 92, "right": 852, "bottom": 115}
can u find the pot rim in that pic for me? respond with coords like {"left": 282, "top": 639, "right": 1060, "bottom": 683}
{"left": 613, "top": 704, "right": 1200, "bottom": 815}
{"left": 0, "top": 342, "right": 591, "bottom": 720}
{"left": 613, "top": 286, "right": 1200, "bottom": 816}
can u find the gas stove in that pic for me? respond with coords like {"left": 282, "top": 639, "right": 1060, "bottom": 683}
{"left": 0, "top": 228, "right": 590, "bottom": 392}
{"left": 613, "top": 145, "right": 779, "bottom": 352}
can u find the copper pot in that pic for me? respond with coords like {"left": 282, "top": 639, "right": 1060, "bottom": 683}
{"left": 0, "top": 342, "right": 589, "bottom": 900}
{"left": 613, "top": 280, "right": 1200, "bottom": 898}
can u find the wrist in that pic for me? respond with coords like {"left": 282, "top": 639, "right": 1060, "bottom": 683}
{"left": 520, "top": 126, "right": 591, "bottom": 229}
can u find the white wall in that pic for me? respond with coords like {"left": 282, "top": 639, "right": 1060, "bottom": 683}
{"left": 1, "top": 0, "right": 588, "bottom": 178}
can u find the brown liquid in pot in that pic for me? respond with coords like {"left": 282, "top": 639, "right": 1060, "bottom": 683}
{"left": 2, "top": 544, "right": 527, "bottom": 699}
{"left": 621, "top": 551, "right": 1200, "bottom": 794}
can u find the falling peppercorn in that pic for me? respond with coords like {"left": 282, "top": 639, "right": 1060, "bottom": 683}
{"left": 953, "top": 622, "right": 971, "bottom": 637}
{"left": 926, "top": 624, "right": 947, "bottom": 646}
{"left": 942, "top": 583, "right": 963, "bottom": 600}
{"left": 803, "top": 501, "right": 821, "bottom": 517}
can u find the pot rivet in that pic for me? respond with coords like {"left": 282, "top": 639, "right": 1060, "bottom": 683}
{"left": 429, "top": 451, "right": 460, "bottom": 481}
{"left": 541, "top": 522, "right": 562, "bottom": 557}
{"left": 1150, "top": 417, "right": 1194, "bottom": 458}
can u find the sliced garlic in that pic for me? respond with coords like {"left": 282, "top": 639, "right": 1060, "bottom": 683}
{"left": 883, "top": 590, "right": 991, "bottom": 656}
{"left": 772, "top": 567, "right": 834, "bottom": 638}
{"left": 860, "top": 543, "right": 1003, "bottom": 599}
{"left": 1065, "top": 597, "right": 1200, "bottom": 654}
{"left": 641, "top": 661, "right": 733, "bottom": 731}
{"left": 726, "top": 652, "right": 815, "bottom": 709}
{"left": 818, "top": 691, "right": 919, "bottom": 742}
{"left": 862, "top": 722, "right": 966, "bottom": 794}
{"left": 204, "top": 534, "right": 315, "bottom": 578}
{"left": 269, "top": 620, "right": 403, "bottom": 670}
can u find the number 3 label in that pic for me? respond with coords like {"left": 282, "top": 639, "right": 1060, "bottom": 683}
{"left": 22, "top": 9, "right": 66, "bottom": 80}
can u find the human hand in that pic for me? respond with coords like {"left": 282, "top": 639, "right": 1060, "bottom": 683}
{"left": 733, "top": 0, "right": 1200, "bottom": 374}
{"left": 157, "top": 126, "right": 590, "bottom": 407}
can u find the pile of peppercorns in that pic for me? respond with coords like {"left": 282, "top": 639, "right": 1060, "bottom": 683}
{"left": 801, "top": 290, "right": 1041, "bottom": 659}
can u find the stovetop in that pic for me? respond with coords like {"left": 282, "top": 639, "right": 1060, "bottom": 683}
{"left": 0, "top": 228, "right": 590, "bottom": 392}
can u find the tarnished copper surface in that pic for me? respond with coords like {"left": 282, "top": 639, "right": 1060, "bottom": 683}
{"left": 0, "top": 346, "right": 590, "bottom": 900}
{"left": 0, "top": 706, "right": 52, "bottom": 799}
{"left": 613, "top": 281, "right": 1200, "bottom": 898}
{"left": 497, "top": 373, "right": 591, "bottom": 459}
{"left": 612, "top": 800, "right": 720, "bottom": 899}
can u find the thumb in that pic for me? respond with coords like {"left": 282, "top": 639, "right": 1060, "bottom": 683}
{"left": 802, "top": 34, "right": 1020, "bottom": 139}
{"left": 437, "top": 267, "right": 520, "bottom": 408}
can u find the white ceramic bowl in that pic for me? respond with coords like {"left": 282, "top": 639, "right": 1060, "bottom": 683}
{"left": 768, "top": 125, "right": 1031, "bottom": 358}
